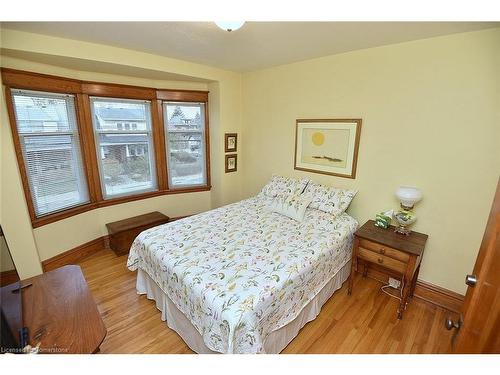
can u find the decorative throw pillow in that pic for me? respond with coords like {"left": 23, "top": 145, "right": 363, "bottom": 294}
{"left": 260, "top": 175, "right": 310, "bottom": 199}
{"left": 269, "top": 193, "right": 313, "bottom": 222}
{"left": 304, "top": 182, "right": 357, "bottom": 217}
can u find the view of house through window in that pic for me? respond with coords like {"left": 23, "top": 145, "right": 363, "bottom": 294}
{"left": 11, "top": 89, "right": 90, "bottom": 216}
{"left": 6, "top": 75, "right": 210, "bottom": 223}
{"left": 90, "top": 98, "right": 157, "bottom": 198}
{"left": 164, "top": 102, "right": 206, "bottom": 187}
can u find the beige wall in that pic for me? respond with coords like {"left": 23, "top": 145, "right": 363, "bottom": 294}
{"left": 0, "top": 29, "right": 244, "bottom": 273}
{"left": 242, "top": 28, "right": 500, "bottom": 294}
{"left": 0, "top": 71, "right": 43, "bottom": 277}
{"left": 1, "top": 28, "right": 44, "bottom": 275}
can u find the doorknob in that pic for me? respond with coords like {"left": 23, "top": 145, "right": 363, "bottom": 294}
{"left": 445, "top": 317, "right": 461, "bottom": 330}
{"left": 465, "top": 274, "right": 477, "bottom": 287}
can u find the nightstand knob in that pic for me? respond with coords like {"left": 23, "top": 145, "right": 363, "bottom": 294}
{"left": 379, "top": 248, "right": 385, "bottom": 254}
{"left": 377, "top": 258, "right": 384, "bottom": 264}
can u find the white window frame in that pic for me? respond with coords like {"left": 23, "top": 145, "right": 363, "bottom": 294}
{"left": 10, "top": 89, "right": 90, "bottom": 217}
{"left": 163, "top": 101, "right": 207, "bottom": 189}
{"left": 90, "top": 97, "right": 158, "bottom": 199}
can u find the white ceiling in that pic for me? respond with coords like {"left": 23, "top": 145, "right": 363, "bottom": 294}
{"left": 2, "top": 22, "right": 498, "bottom": 72}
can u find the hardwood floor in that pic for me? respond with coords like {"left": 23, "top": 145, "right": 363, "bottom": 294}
{"left": 78, "top": 249, "right": 455, "bottom": 354}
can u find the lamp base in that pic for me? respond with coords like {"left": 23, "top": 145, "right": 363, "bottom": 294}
{"left": 394, "top": 225, "right": 411, "bottom": 235}
{"left": 393, "top": 208, "right": 417, "bottom": 236}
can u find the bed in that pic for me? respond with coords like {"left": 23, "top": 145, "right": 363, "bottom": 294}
{"left": 127, "top": 193, "right": 358, "bottom": 354}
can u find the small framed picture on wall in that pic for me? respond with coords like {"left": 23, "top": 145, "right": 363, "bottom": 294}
{"left": 225, "top": 154, "right": 237, "bottom": 173}
{"left": 225, "top": 133, "right": 238, "bottom": 152}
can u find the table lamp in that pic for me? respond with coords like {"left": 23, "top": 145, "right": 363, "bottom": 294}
{"left": 394, "top": 186, "right": 422, "bottom": 235}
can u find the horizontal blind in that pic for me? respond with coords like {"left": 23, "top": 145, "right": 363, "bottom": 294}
{"left": 11, "top": 89, "right": 89, "bottom": 217}
{"left": 90, "top": 97, "right": 157, "bottom": 198}
{"left": 164, "top": 102, "right": 207, "bottom": 188}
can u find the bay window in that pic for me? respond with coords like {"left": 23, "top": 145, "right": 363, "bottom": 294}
{"left": 3, "top": 69, "right": 211, "bottom": 227}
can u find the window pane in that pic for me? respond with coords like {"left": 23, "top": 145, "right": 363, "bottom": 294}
{"left": 164, "top": 103, "right": 206, "bottom": 187}
{"left": 165, "top": 103, "right": 204, "bottom": 131}
{"left": 167, "top": 132, "right": 205, "bottom": 186}
{"left": 11, "top": 90, "right": 89, "bottom": 217}
{"left": 92, "top": 100, "right": 149, "bottom": 131}
{"left": 90, "top": 98, "right": 157, "bottom": 198}
{"left": 98, "top": 134, "right": 154, "bottom": 196}
{"left": 12, "top": 92, "right": 75, "bottom": 133}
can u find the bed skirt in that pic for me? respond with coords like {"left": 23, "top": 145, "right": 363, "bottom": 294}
{"left": 136, "top": 260, "right": 351, "bottom": 354}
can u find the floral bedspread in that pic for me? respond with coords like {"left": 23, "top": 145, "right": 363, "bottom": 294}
{"left": 127, "top": 195, "right": 358, "bottom": 353}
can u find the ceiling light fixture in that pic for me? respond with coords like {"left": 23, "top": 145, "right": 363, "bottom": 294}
{"left": 215, "top": 21, "right": 245, "bottom": 32}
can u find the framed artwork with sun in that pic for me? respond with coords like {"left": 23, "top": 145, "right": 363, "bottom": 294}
{"left": 294, "top": 119, "right": 362, "bottom": 179}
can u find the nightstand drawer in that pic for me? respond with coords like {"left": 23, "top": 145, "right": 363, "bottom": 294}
{"left": 358, "top": 247, "right": 407, "bottom": 274}
{"left": 359, "top": 239, "right": 410, "bottom": 263}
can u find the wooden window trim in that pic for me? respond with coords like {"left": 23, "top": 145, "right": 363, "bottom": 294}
{"left": 32, "top": 203, "right": 98, "bottom": 228}
{"left": 31, "top": 185, "right": 212, "bottom": 228}
{"left": 204, "top": 101, "right": 212, "bottom": 189}
{"left": 96, "top": 185, "right": 211, "bottom": 208}
{"left": 151, "top": 99, "right": 168, "bottom": 191}
{"left": 75, "top": 93, "right": 101, "bottom": 202}
{"left": 82, "top": 82, "right": 156, "bottom": 100}
{"left": 78, "top": 93, "right": 104, "bottom": 201}
{"left": 4, "top": 87, "right": 38, "bottom": 222}
{"left": 2, "top": 68, "right": 211, "bottom": 228}
{"left": 156, "top": 89, "right": 208, "bottom": 102}
{"left": 1, "top": 68, "right": 81, "bottom": 94}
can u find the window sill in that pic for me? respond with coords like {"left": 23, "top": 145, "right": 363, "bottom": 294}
{"left": 32, "top": 203, "right": 99, "bottom": 228}
{"left": 167, "top": 185, "right": 212, "bottom": 194}
{"left": 31, "top": 186, "right": 211, "bottom": 228}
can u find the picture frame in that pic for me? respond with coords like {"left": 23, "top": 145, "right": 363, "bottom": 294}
{"left": 224, "top": 133, "right": 238, "bottom": 153}
{"left": 294, "top": 119, "right": 362, "bottom": 179}
{"left": 225, "top": 154, "right": 237, "bottom": 173}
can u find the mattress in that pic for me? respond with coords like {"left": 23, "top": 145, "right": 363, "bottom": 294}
{"left": 127, "top": 195, "right": 358, "bottom": 353}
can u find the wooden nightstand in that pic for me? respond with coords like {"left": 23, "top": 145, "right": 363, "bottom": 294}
{"left": 347, "top": 220, "right": 428, "bottom": 319}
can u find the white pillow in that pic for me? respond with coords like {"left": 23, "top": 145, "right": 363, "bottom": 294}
{"left": 260, "top": 175, "right": 310, "bottom": 199}
{"left": 269, "top": 193, "right": 313, "bottom": 222}
{"left": 304, "top": 182, "right": 357, "bottom": 217}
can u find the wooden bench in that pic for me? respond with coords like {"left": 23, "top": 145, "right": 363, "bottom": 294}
{"left": 106, "top": 211, "right": 169, "bottom": 256}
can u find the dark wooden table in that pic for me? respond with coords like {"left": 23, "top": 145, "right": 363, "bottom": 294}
{"left": 22, "top": 265, "right": 106, "bottom": 353}
{"left": 348, "top": 220, "right": 428, "bottom": 319}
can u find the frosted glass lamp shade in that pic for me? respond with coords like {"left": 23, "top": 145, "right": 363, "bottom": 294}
{"left": 215, "top": 22, "right": 245, "bottom": 32}
{"left": 396, "top": 186, "right": 422, "bottom": 209}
